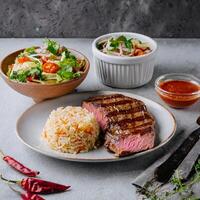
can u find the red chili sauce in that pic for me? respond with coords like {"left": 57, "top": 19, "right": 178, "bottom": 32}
{"left": 158, "top": 80, "right": 200, "bottom": 108}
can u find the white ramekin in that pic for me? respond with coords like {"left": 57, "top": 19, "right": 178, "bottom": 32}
{"left": 92, "top": 32, "right": 157, "bottom": 88}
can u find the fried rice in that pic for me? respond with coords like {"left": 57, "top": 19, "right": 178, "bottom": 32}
{"left": 41, "top": 106, "right": 100, "bottom": 154}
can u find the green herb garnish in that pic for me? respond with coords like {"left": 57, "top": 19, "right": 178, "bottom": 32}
{"left": 109, "top": 38, "right": 119, "bottom": 49}
{"left": 109, "top": 35, "right": 133, "bottom": 51}
{"left": 44, "top": 39, "right": 60, "bottom": 55}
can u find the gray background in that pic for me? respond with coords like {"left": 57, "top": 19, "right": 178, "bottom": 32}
{"left": 1, "top": 0, "right": 200, "bottom": 38}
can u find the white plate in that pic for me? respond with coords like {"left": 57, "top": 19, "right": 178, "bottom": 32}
{"left": 16, "top": 91, "right": 176, "bottom": 162}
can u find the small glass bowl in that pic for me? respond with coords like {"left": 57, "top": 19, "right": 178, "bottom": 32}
{"left": 155, "top": 73, "right": 200, "bottom": 108}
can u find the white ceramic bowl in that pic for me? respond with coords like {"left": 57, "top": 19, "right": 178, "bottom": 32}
{"left": 92, "top": 32, "right": 157, "bottom": 88}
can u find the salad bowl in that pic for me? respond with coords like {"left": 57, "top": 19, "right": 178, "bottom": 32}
{"left": 0, "top": 48, "right": 90, "bottom": 102}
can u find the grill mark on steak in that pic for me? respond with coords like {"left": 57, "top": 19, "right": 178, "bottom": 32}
{"left": 84, "top": 94, "right": 124, "bottom": 102}
{"left": 87, "top": 94, "right": 144, "bottom": 106}
{"left": 121, "top": 121, "right": 154, "bottom": 130}
{"left": 100, "top": 103, "right": 146, "bottom": 115}
{"left": 106, "top": 127, "right": 154, "bottom": 141}
{"left": 127, "top": 126, "right": 154, "bottom": 136}
{"left": 126, "top": 126, "right": 154, "bottom": 136}
{"left": 108, "top": 121, "right": 154, "bottom": 134}
{"left": 96, "top": 100, "right": 137, "bottom": 107}
{"left": 109, "top": 112, "right": 149, "bottom": 123}
{"left": 106, "top": 105, "right": 147, "bottom": 117}
{"left": 91, "top": 96, "right": 141, "bottom": 106}
{"left": 113, "top": 116, "right": 153, "bottom": 127}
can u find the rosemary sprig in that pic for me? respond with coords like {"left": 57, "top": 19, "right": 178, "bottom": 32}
{"left": 135, "top": 160, "right": 200, "bottom": 200}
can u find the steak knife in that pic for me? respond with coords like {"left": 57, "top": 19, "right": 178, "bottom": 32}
{"left": 176, "top": 138, "right": 200, "bottom": 180}
{"left": 154, "top": 127, "right": 200, "bottom": 183}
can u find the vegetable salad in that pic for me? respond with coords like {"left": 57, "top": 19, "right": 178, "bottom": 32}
{"left": 97, "top": 35, "right": 151, "bottom": 57}
{"left": 7, "top": 39, "right": 86, "bottom": 84}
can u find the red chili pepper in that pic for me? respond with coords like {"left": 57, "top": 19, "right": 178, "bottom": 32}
{"left": 21, "top": 192, "right": 45, "bottom": 200}
{"left": 1, "top": 175, "right": 70, "bottom": 194}
{"left": 0, "top": 151, "right": 39, "bottom": 177}
{"left": 9, "top": 185, "right": 45, "bottom": 200}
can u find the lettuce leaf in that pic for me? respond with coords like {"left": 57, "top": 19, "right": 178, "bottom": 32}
{"left": 10, "top": 67, "right": 43, "bottom": 82}
{"left": 24, "top": 47, "right": 36, "bottom": 55}
{"left": 10, "top": 70, "right": 28, "bottom": 82}
{"left": 29, "top": 67, "right": 43, "bottom": 79}
{"left": 59, "top": 57, "right": 77, "bottom": 68}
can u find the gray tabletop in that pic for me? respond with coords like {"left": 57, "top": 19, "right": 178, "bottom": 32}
{"left": 0, "top": 38, "right": 199, "bottom": 200}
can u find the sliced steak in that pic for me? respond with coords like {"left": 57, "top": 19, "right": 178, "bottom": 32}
{"left": 82, "top": 94, "right": 155, "bottom": 156}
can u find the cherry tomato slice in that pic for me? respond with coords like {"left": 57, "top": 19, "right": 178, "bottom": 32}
{"left": 42, "top": 62, "right": 60, "bottom": 73}
{"left": 26, "top": 76, "right": 33, "bottom": 82}
{"left": 27, "top": 75, "right": 39, "bottom": 82}
{"left": 17, "top": 57, "right": 31, "bottom": 64}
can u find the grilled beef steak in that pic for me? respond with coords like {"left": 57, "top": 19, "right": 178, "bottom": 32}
{"left": 82, "top": 94, "right": 155, "bottom": 156}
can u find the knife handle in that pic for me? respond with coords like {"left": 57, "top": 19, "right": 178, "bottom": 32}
{"left": 154, "top": 127, "right": 200, "bottom": 183}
